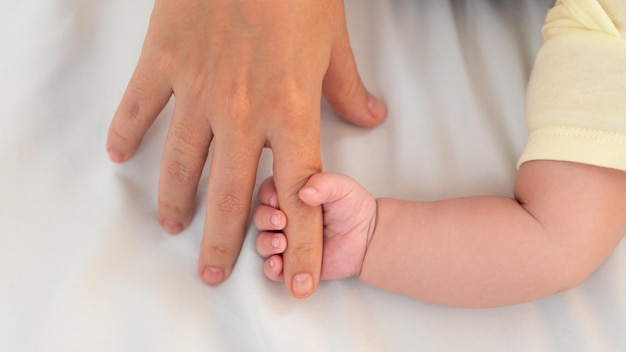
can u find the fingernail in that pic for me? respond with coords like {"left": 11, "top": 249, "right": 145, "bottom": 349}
{"left": 268, "top": 195, "right": 278, "bottom": 208}
{"left": 292, "top": 273, "right": 313, "bottom": 298}
{"left": 271, "top": 236, "right": 281, "bottom": 249}
{"left": 201, "top": 266, "right": 224, "bottom": 285}
{"left": 269, "top": 257, "right": 276, "bottom": 268}
{"left": 367, "top": 94, "right": 386, "bottom": 120}
{"left": 107, "top": 146, "right": 125, "bottom": 163}
{"left": 270, "top": 214, "right": 281, "bottom": 227}
{"left": 162, "top": 220, "right": 183, "bottom": 234}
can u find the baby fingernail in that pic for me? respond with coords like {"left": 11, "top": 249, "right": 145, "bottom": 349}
{"left": 268, "top": 195, "right": 277, "bottom": 208}
{"left": 270, "top": 214, "right": 281, "bottom": 227}
{"left": 292, "top": 273, "right": 313, "bottom": 298}
{"left": 271, "top": 236, "right": 281, "bottom": 249}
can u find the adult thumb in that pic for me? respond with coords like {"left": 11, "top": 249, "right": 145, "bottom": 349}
{"left": 323, "top": 39, "right": 387, "bottom": 128}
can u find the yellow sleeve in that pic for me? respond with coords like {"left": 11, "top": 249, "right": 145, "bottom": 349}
{"left": 518, "top": 0, "right": 626, "bottom": 171}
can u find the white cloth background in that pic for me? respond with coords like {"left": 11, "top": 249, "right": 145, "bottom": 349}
{"left": 3, "top": 0, "right": 626, "bottom": 351}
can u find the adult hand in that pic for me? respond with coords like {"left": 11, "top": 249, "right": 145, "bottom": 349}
{"left": 106, "top": 0, "right": 386, "bottom": 298}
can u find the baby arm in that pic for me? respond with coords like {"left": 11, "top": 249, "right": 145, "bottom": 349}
{"left": 255, "top": 161, "right": 626, "bottom": 307}
{"left": 363, "top": 160, "right": 626, "bottom": 307}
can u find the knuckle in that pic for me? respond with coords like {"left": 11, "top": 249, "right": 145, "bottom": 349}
{"left": 276, "top": 88, "right": 307, "bottom": 113}
{"left": 165, "top": 160, "right": 192, "bottom": 184}
{"left": 216, "top": 192, "right": 249, "bottom": 218}
{"left": 152, "top": 45, "right": 176, "bottom": 72}
{"left": 325, "top": 65, "right": 363, "bottom": 105}
{"left": 109, "top": 126, "right": 131, "bottom": 145}
{"left": 142, "top": 38, "right": 176, "bottom": 73}
{"left": 284, "top": 189, "right": 309, "bottom": 210}
{"left": 122, "top": 72, "right": 165, "bottom": 124}
{"left": 159, "top": 202, "right": 186, "bottom": 219}
{"left": 287, "top": 244, "right": 318, "bottom": 258}
{"left": 275, "top": 92, "right": 312, "bottom": 125}
{"left": 118, "top": 99, "right": 142, "bottom": 124}
{"left": 203, "top": 243, "right": 239, "bottom": 260}
{"left": 208, "top": 84, "right": 256, "bottom": 131}
{"left": 226, "top": 91, "right": 252, "bottom": 120}
{"left": 224, "top": 98, "right": 256, "bottom": 132}
{"left": 180, "top": 74, "right": 209, "bottom": 105}
{"left": 169, "top": 122, "right": 210, "bottom": 156}
{"left": 261, "top": 80, "right": 310, "bottom": 120}
{"left": 342, "top": 71, "right": 363, "bottom": 100}
{"left": 276, "top": 171, "right": 323, "bottom": 210}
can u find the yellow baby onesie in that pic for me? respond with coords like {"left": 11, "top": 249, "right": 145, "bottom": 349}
{"left": 519, "top": 0, "right": 626, "bottom": 171}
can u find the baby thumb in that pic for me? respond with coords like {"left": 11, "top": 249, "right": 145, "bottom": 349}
{"left": 298, "top": 173, "right": 354, "bottom": 207}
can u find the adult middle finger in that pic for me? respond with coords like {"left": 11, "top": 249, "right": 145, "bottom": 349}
{"left": 197, "top": 125, "right": 264, "bottom": 286}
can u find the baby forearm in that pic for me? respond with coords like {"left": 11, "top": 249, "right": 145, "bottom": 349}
{"left": 359, "top": 197, "right": 564, "bottom": 307}
{"left": 359, "top": 161, "right": 626, "bottom": 308}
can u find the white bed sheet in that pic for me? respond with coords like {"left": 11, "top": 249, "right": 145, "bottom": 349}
{"left": 3, "top": 0, "right": 626, "bottom": 351}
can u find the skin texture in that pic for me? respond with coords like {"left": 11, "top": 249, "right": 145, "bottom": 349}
{"left": 254, "top": 161, "right": 626, "bottom": 308}
{"left": 106, "top": 0, "right": 386, "bottom": 298}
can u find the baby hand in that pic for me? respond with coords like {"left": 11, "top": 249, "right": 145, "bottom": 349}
{"left": 254, "top": 173, "right": 377, "bottom": 283}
